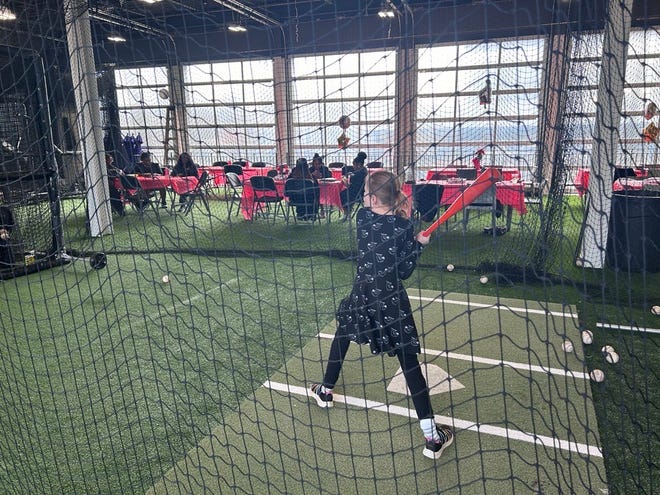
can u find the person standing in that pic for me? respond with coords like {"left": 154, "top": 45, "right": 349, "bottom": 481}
{"left": 309, "top": 170, "right": 454, "bottom": 459}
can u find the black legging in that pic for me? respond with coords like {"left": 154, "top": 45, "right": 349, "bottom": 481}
{"left": 322, "top": 327, "right": 434, "bottom": 419}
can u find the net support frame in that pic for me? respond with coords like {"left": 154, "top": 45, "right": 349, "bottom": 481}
{"left": 578, "top": 0, "right": 633, "bottom": 268}
{"left": 64, "top": 0, "right": 112, "bottom": 237}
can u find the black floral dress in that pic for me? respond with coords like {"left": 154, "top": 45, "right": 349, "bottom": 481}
{"left": 336, "top": 208, "right": 424, "bottom": 356}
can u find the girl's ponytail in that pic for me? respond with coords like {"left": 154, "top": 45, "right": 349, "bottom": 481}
{"left": 394, "top": 190, "right": 410, "bottom": 219}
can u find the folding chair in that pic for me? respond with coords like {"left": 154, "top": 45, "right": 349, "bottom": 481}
{"left": 118, "top": 175, "right": 157, "bottom": 214}
{"left": 328, "top": 162, "right": 345, "bottom": 169}
{"left": 267, "top": 169, "right": 279, "bottom": 178}
{"left": 412, "top": 183, "right": 444, "bottom": 223}
{"left": 463, "top": 185, "right": 504, "bottom": 235}
{"left": 366, "top": 161, "right": 383, "bottom": 169}
{"left": 613, "top": 167, "right": 636, "bottom": 183}
{"left": 525, "top": 178, "right": 547, "bottom": 207}
{"left": 284, "top": 178, "right": 320, "bottom": 223}
{"left": 249, "top": 176, "right": 285, "bottom": 222}
{"left": 225, "top": 171, "right": 243, "bottom": 217}
{"left": 223, "top": 164, "right": 243, "bottom": 197}
{"left": 223, "top": 164, "right": 243, "bottom": 176}
{"left": 180, "top": 171, "right": 211, "bottom": 215}
{"left": 251, "top": 161, "right": 267, "bottom": 168}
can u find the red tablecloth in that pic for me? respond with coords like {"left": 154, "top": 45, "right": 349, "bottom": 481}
{"left": 198, "top": 166, "right": 226, "bottom": 186}
{"left": 114, "top": 175, "right": 198, "bottom": 195}
{"left": 331, "top": 168, "right": 343, "bottom": 180}
{"left": 328, "top": 167, "right": 381, "bottom": 181}
{"left": 402, "top": 179, "right": 527, "bottom": 217}
{"left": 613, "top": 177, "right": 660, "bottom": 192}
{"left": 142, "top": 175, "right": 198, "bottom": 195}
{"left": 574, "top": 168, "right": 649, "bottom": 196}
{"left": 426, "top": 168, "right": 521, "bottom": 181}
{"left": 198, "top": 166, "right": 276, "bottom": 186}
{"left": 240, "top": 179, "right": 345, "bottom": 220}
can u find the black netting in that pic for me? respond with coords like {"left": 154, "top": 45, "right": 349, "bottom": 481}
{"left": 0, "top": 1, "right": 658, "bottom": 494}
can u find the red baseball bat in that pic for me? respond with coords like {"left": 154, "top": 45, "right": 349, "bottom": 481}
{"left": 421, "top": 167, "right": 502, "bottom": 237}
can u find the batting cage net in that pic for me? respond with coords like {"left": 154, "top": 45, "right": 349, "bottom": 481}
{"left": 0, "top": 1, "right": 658, "bottom": 494}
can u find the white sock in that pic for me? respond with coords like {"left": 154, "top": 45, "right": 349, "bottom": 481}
{"left": 420, "top": 418, "right": 440, "bottom": 442}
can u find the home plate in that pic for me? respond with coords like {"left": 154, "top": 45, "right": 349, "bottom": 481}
{"left": 387, "top": 364, "right": 464, "bottom": 395}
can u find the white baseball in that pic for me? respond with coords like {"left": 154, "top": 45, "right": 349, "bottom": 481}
{"left": 446, "top": 264, "right": 455, "bottom": 272}
{"left": 562, "top": 340, "right": 574, "bottom": 353}
{"left": 162, "top": 275, "right": 170, "bottom": 283}
{"left": 601, "top": 345, "right": 615, "bottom": 355}
{"left": 652, "top": 305, "right": 660, "bottom": 315}
{"left": 590, "top": 369, "right": 605, "bottom": 382}
{"left": 479, "top": 276, "right": 488, "bottom": 284}
{"left": 605, "top": 351, "right": 620, "bottom": 364}
{"left": 581, "top": 330, "right": 593, "bottom": 345}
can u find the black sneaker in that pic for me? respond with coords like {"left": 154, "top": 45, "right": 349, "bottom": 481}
{"left": 423, "top": 425, "right": 454, "bottom": 459}
{"left": 309, "top": 383, "right": 333, "bottom": 408}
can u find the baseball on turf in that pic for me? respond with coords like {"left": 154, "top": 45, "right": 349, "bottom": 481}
{"left": 652, "top": 305, "right": 660, "bottom": 315}
{"left": 479, "top": 275, "right": 488, "bottom": 284}
{"left": 562, "top": 340, "right": 574, "bottom": 353}
{"left": 581, "top": 330, "right": 593, "bottom": 345}
{"left": 447, "top": 264, "right": 455, "bottom": 272}
{"left": 162, "top": 275, "right": 170, "bottom": 283}
{"left": 590, "top": 369, "right": 605, "bottom": 382}
{"left": 601, "top": 345, "right": 615, "bottom": 355}
{"left": 605, "top": 351, "right": 620, "bottom": 364}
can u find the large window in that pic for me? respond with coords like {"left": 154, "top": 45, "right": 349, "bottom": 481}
{"left": 183, "top": 59, "right": 275, "bottom": 165}
{"left": 291, "top": 50, "right": 396, "bottom": 166}
{"left": 565, "top": 29, "right": 660, "bottom": 169}
{"left": 115, "top": 66, "right": 169, "bottom": 165}
{"left": 416, "top": 38, "right": 545, "bottom": 176}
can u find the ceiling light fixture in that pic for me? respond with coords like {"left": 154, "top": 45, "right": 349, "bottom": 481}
{"left": 138, "top": 0, "right": 163, "bottom": 4}
{"left": 228, "top": 24, "right": 247, "bottom": 32}
{"left": 107, "top": 34, "right": 127, "bottom": 42}
{"left": 378, "top": 9, "right": 395, "bottom": 18}
{"left": 0, "top": 6, "right": 16, "bottom": 21}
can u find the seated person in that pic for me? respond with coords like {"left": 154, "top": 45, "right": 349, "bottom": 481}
{"left": 105, "top": 154, "right": 126, "bottom": 216}
{"left": 0, "top": 191, "right": 15, "bottom": 267}
{"left": 310, "top": 153, "right": 332, "bottom": 180}
{"left": 135, "top": 151, "right": 163, "bottom": 175}
{"left": 287, "top": 157, "right": 320, "bottom": 220}
{"left": 171, "top": 152, "right": 199, "bottom": 205}
{"left": 339, "top": 151, "right": 368, "bottom": 221}
{"left": 135, "top": 152, "right": 167, "bottom": 208}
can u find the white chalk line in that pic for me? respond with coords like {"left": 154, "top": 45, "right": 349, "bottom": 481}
{"left": 596, "top": 321, "right": 660, "bottom": 335}
{"left": 409, "top": 294, "right": 579, "bottom": 319}
{"left": 317, "top": 332, "right": 590, "bottom": 380}
{"left": 264, "top": 380, "right": 602, "bottom": 459}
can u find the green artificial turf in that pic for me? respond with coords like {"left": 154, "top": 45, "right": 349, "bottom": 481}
{"left": 148, "top": 292, "right": 606, "bottom": 495}
{"left": 0, "top": 193, "right": 656, "bottom": 494}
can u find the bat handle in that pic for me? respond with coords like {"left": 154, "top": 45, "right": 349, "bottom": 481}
{"left": 421, "top": 217, "right": 445, "bottom": 237}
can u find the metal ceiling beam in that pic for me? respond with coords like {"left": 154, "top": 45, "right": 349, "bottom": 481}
{"left": 210, "top": 0, "right": 280, "bottom": 27}
{"left": 89, "top": 8, "right": 174, "bottom": 40}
